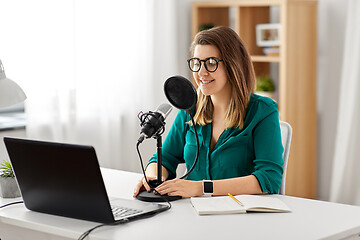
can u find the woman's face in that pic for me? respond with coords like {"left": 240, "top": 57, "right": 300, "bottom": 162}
{"left": 192, "top": 44, "right": 230, "bottom": 97}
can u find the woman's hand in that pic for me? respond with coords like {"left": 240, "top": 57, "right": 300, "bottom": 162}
{"left": 133, "top": 175, "right": 165, "bottom": 198}
{"left": 155, "top": 179, "right": 203, "bottom": 198}
{"left": 133, "top": 162, "right": 169, "bottom": 198}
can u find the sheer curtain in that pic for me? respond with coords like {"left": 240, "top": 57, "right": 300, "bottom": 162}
{"left": 1, "top": 0, "right": 182, "bottom": 172}
{"left": 330, "top": 0, "right": 360, "bottom": 205}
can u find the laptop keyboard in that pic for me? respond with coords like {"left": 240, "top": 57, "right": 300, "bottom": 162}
{"left": 111, "top": 206, "right": 143, "bottom": 219}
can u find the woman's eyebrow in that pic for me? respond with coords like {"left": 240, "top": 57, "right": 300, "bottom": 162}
{"left": 192, "top": 56, "right": 219, "bottom": 59}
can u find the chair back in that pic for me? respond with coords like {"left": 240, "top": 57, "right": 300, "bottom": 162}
{"left": 279, "top": 121, "right": 292, "bottom": 195}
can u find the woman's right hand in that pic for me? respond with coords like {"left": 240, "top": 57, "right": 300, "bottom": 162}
{"left": 133, "top": 175, "right": 165, "bottom": 198}
{"left": 133, "top": 162, "right": 169, "bottom": 198}
{"left": 133, "top": 175, "right": 154, "bottom": 197}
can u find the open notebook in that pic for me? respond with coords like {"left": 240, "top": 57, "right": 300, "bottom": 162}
{"left": 191, "top": 195, "right": 291, "bottom": 215}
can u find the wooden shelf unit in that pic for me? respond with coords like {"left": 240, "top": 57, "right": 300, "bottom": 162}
{"left": 192, "top": 0, "right": 318, "bottom": 199}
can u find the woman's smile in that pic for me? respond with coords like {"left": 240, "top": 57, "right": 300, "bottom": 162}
{"left": 200, "top": 79, "right": 214, "bottom": 85}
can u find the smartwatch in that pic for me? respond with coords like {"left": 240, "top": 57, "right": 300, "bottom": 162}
{"left": 202, "top": 180, "right": 213, "bottom": 197}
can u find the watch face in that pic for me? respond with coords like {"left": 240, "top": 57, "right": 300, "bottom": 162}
{"left": 203, "top": 181, "right": 213, "bottom": 193}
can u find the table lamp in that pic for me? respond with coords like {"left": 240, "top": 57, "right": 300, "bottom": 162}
{"left": 0, "top": 60, "right": 27, "bottom": 108}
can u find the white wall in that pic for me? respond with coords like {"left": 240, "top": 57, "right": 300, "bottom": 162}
{"left": 0, "top": 0, "right": 352, "bottom": 201}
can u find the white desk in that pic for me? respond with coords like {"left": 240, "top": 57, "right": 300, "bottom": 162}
{"left": 1, "top": 168, "right": 360, "bottom": 240}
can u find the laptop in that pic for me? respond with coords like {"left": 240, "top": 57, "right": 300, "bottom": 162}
{"left": 3, "top": 137, "right": 168, "bottom": 223}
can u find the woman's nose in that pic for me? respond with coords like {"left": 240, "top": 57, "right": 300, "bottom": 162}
{"left": 198, "top": 63, "right": 208, "bottom": 76}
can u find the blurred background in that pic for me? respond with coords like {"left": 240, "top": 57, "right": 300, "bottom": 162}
{"left": 0, "top": 0, "right": 359, "bottom": 205}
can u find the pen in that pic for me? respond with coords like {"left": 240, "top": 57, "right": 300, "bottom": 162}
{"left": 228, "top": 193, "right": 244, "bottom": 206}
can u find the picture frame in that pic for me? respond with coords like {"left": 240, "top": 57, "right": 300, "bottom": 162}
{"left": 256, "top": 23, "right": 281, "bottom": 47}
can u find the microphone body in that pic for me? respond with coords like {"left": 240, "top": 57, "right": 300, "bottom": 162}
{"left": 138, "top": 103, "right": 172, "bottom": 142}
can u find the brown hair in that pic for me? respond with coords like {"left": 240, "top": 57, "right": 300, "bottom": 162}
{"left": 190, "top": 26, "right": 256, "bottom": 129}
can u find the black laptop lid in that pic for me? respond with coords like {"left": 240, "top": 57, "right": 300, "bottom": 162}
{"left": 4, "top": 137, "right": 115, "bottom": 223}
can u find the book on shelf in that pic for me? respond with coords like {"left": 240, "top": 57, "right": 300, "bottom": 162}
{"left": 190, "top": 194, "right": 291, "bottom": 215}
{"left": 263, "top": 46, "right": 280, "bottom": 56}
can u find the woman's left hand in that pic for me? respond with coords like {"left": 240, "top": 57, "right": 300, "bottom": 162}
{"left": 154, "top": 179, "right": 203, "bottom": 198}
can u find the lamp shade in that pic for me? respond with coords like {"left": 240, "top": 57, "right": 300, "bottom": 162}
{"left": 0, "top": 60, "right": 26, "bottom": 108}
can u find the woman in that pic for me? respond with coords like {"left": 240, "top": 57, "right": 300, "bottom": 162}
{"left": 133, "top": 26, "right": 283, "bottom": 198}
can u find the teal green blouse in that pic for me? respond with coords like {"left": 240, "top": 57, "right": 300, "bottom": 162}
{"left": 149, "top": 94, "right": 284, "bottom": 194}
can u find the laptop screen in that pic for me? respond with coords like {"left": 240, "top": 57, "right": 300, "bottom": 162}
{"left": 4, "top": 137, "right": 116, "bottom": 223}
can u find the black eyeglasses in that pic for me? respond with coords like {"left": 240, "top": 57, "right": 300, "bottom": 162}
{"left": 187, "top": 57, "right": 223, "bottom": 73}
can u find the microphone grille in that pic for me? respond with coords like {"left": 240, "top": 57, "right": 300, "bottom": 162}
{"left": 156, "top": 103, "right": 173, "bottom": 119}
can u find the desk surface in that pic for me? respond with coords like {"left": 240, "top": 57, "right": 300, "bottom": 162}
{"left": 1, "top": 168, "right": 360, "bottom": 240}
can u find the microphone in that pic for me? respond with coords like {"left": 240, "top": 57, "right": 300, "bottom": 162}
{"left": 138, "top": 103, "right": 173, "bottom": 143}
{"left": 136, "top": 102, "right": 181, "bottom": 202}
{"left": 136, "top": 76, "right": 197, "bottom": 202}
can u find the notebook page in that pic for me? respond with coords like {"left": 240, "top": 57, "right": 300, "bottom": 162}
{"left": 236, "top": 195, "right": 291, "bottom": 212}
{"left": 191, "top": 196, "right": 246, "bottom": 215}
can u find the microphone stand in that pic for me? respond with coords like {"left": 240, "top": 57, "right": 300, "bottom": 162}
{"left": 137, "top": 75, "right": 200, "bottom": 202}
{"left": 136, "top": 133, "right": 182, "bottom": 202}
{"left": 156, "top": 135, "right": 162, "bottom": 187}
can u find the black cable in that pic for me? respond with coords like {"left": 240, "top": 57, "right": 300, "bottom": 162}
{"left": 78, "top": 219, "right": 129, "bottom": 240}
{"left": 0, "top": 201, "right": 24, "bottom": 209}
{"left": 136, "top": 141, "right": 172, "bottom": 208}
{"left": 180, "top": 114, "right": 200, "bottom": 179}
{"left": 78, "top": 142, "right": 171, "bottom": 240}
{"left": 78, "top": 202, "right": 171, "bottom": 240}
{"left": 137, "top": 140, "right": 151, "bottom": 186}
